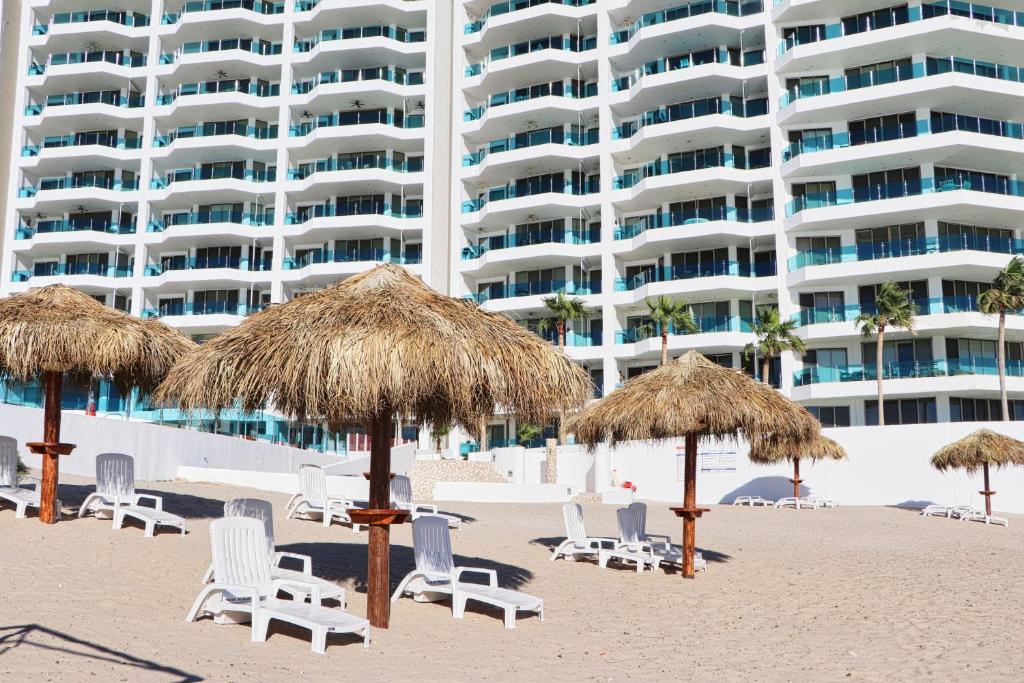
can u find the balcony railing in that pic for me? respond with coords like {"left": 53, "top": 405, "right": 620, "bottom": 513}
{"left": 786, "top": 175, "right": 1024, "bottom": 217}
{"left": 148, "top": 210, "right": 273, "bottom": 231}
{"left": 462, "top": 227, "right": 599, "bottom": 259}
{"left": 465, "top": 0, "right": 597, "bottom": 34}
{"left": 613, "top": 150, "right": 770, "bottom": 189}
{"left": 779, "top": 2, "right": 1024, "bottom": 56}
{"left": 616, "top": 316, "right": 753, "bottom": 342}
{"left": 462, "top": 177, "right": 600, "bottom": 213}
{"left": 160, "top": 40, "right": 282, "bottom": 63}
{"left": 788, "top": 234, "right": 1024, "bottom": 271}
{"left": 467, "top": 279, "right": 598, "bottom": 303}
{"left": 288, "top": 111, "right": 424, "bottom": 136}
{"left": 142, "top": 302, "right": 267, "bottom": 318}
{"left": 12, "top": 263, "right": 132, "bottom": 281}
{"left": 613, "top": 96, "right": 769, "bottom": 139}
{"left": 463, "top": 128, "right": 598, "bottom": 166}
{"left": 23, "top": 134, "right": 141, "bottom": 156}
{"left": 40, "top": 10, "right": 150, "bottom": 31}
{"left": 282, "top": 249, "right": 418, "bottom": 269}
{"left": 154, "top": 124, "right": 279, "bottom": 147}
{"left": 614, "top": 261, "right": 776, "bottom": 291}
{"left": 612, "top": 48, "right": 766, "bottom": 91}
{"left": 144, "top": 257, "right": 272, "bottom": 276}
{"left": 156, "top": 80, "right": 279, "bottom": 105}
{"left": 780, "top": 56, "right": 1024, "bottom": 109}
{"left": 794, "top": 357, "right": 1024, "bottom": 386}
{"left": 288, "top": 155, "right": 422, "bottom": 180}
{"left": 151, "top": 167, "right": 275, "bottom": 189}
{"left": 17, "top": 218, "right": 137, "bottom": 239}
{"left": 284, "top": 203, "right": 422, "bottom": 224}
{"left": 292, "top": 67, "right": 424, "bottom": 94}
{"left": 611, "top": 1, "right": 764, "bottom": 44}
{"left": 26, "top": 91, "right": 144, "bottom": 115}
{"left": 795, "top": 296, "right": 1024, "bottom": 327}
{"left": 29, "top": 51, "right": 146, "bottom": 75}
{"left": 465, "top": 35, "right": 597, "bottom": 77}
{"left": 294, "top": 26, "right": 426, "bottom": 52}
{"left": 24, "top": 176, "right": 138, "bottom": 195}
{"left": 464, "top": 81, "right": 596, "bottom": 121}
{"left": 614, "top": 204, "right": 774, "bottom": 239}
{"left": 162, "top": 1, "right": 284, "bottom": 23}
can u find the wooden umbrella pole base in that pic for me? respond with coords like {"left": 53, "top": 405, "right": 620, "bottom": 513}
{"left": 669, "top": 507, "right": 710, "bottom": 580}
{"left": 347, "top": 509, "right": 410, "bottom": 526}
{"left": 27, "top": 441, "right": 76, "bottom": 524}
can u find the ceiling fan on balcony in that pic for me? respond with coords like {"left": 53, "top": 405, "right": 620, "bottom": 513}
{"left": 350, "top": 99, "right": 365, "bottom": 109}
{"left": 215, "top": 69, "right": 229, "bottom": 80}
{"left": 82, "top": 41, "right": 102, "bottom": 53}
{"left": 413, "top": 101, "right": 425, "bottom": 110}
{"left": 299, "top": 109, "right": 312, "bottom": 119}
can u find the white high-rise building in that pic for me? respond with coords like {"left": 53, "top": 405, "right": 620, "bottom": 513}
{"left": 5, "top": 0, "right": 1024, "bottom": 444}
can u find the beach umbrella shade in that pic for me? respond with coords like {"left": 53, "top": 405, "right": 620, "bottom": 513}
{"left": 0, "top": 285, "right": 195, "bottom": 524}
{"left": 931, "top": 428, "right": 1024, "bottom": 515}
{"left": 570, "top": 351, "right": 819, "bottom": 578}
{"left": 155, "top": 264, "right": 592, "bottom": 628}
{"left": 748, "top": 433, "right": 847, "bottom": 500}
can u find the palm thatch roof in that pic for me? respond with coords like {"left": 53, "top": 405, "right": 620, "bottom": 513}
{"left": 155, "top": 264, "right": 592, "bottom": 431}
{"left": 570, "top": 351, "right": 819, "bottom": 447}
{"left": 0, "top": 284, "right": 195, "bottom": 393}
{"left": 931, "top": 429, "right": 1024, "bottom": 472}
{"left": 747, "top": 433, "right": 847, "bottom": 465}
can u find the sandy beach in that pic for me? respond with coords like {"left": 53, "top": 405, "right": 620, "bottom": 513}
{"left": 1, "top": 475, "right": 1022, "bottom": 682}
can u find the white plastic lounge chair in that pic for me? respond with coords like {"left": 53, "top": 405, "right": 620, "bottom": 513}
{"left": 598, "top": 506, "right": 662, "bottom": 573}
{"left": 922, "top": 504, "right": 953, "bottom": 517}
{"left": 949, "top": 505, "right": 977, "bottom": 519}
{"left": 0, "top": 436, "right": 41, "bottom": 519}
{"left": 549, "top": 502, "right": 617, "bottom": 561}
{"left": 774, "top": 496, "right": 817, "bottom": 510}
{"left": 733, "top": 495, "right": 773, "bottom": 507}
{"left": 391, "top": 516, "right": 544, "bottom": 628}
{"left": 187, "top": 517, "right": 370, "bottom": 653}
{"left": 201, "top": 498, "right": 346, "bottom": 606}
{"left": 391, "top": 474, "right": 462, "bottom": 529}
{"left": 78, "top": 453, "right": 186, "bottom": 536}
{"left": 602, "top": 504, "right": 706, "bottom": 573}
{"left": 285, "top": 465, "right": 360, "bottom": 531}
{"left": 958, "top": 510, "right": 1009, "bottom": 527}
{"left": 804, "top": 495, "right": 838, "bottom": 508}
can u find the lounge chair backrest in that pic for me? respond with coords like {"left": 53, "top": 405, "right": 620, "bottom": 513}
{"left": 617, "top": 505, "right": 644, "bottom": 546}
{"left": 0, "top": 437, "right": 17, "bottom": 488}
{"left": 412, "top": 516, "right": 454, "bottom": 576}
{"left": 391, "top": 475, "right": 413, "bottom": 507}
{"left": 224, "top": 498, "right": 275, "bottom": 558}
{"left": 210, "top": 516, "right": 272, "bottom": 587}
{"left": 628, "top": 502, "right": 648, "bottom": 540}
{"left": 298, "top": 464, "right": 327, "bottom": 505}
{"left": 96, "top": 453, "right": 136, "bottom": 502}
{"left": 562, "top": 502, "right": 586, "bottom": 542}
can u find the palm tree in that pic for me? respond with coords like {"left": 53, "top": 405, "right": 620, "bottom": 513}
{"left": 537, "top": 291, "right": 589, "bottom": 348}
{"left": 854, "top": 281, "right": 917, "bottom": 426}
{"left": 643, "top": 296, "right": 698, "bottom": 366}
{"left": 517, "top": 423, "right": 541, "bottom": 447}
{"left": 744, "top": 306, "right": 806, "bottom": 386}
{"left": 430, "top": 422, "right": 452, "bottom": 453}
{"left": 979, "top": 256, "right": 1024, "bottom": 421}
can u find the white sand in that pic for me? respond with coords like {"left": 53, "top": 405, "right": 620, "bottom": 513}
{"left": 2, "top": 475, "right": 1023, "bottom": 681}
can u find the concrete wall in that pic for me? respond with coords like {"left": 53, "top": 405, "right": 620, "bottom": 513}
{"left": 601, "top": 421, "right": 1024, "bottom": 515}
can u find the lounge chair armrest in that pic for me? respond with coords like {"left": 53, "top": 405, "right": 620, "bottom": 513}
{"left": 644, "top": 533, "right": 673, "bottom": 546}
{"left": 454, "top": 567, "right": 497, "bottom": 586}
{"left": 133, "top": 494, "right": 163, "bottom": 511}
{"left": 274, "top": 552, "right": 312, "bottom": 574}
{"left": 18, "top": 476, "right": 40, "bottom": 490}
{"left": 326, "top": 496, "right": 355, "bottom": 508}
{"left": 271, "top": 580, "right": 322, "bottom": 606}
{"left": 413, "top": 503, "right": 438, "bottom": 515}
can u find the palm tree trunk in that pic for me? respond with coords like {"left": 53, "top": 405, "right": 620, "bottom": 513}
{"left": 999, "top": 310, "right": 1008, "bottom": 421}
{"left": 761, "top": 357, "right": 770, "bottom": 386}
{"left": 661, "top": 329, "right": 669, "bottom": 366}
{"left": 557, "top": 320, "right": 566, "bottom": 445}
{"left": 557, "top": 319, "right": 565, "bottom": 350}
{"left": 876, "top": 327, "right": 886, "bottom": 426}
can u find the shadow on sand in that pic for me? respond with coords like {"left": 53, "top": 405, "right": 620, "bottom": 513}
{"left": 52, "top": 483, "right": 227, "bottom": 520}
{"left": 719, "top": 476, "right": 808, "bottom": 504}
{"left": 529, "top": 536, "right": 732, "bottom": 568}
{"left": 0, "top": 624, "right": 203, "bottom": 682}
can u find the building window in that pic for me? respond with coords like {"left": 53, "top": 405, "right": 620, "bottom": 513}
{"left": 806, "top": 405, "right": 852, "bottom": 428}
{"left": 950, "top": 397, "right": 1024, "bottom": 422}
{"left": 865, "top": 398, "right": 937, "bottom": 425}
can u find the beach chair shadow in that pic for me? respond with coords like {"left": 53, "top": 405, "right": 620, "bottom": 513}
{"left": 719, "top": 476, "right": 809, "bottom": 504}
{"left": 54, "top": 483, "right": 226, "bottom": 520}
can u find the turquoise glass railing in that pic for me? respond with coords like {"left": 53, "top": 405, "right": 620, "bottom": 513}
{"left": 288, "top": 111, "right": 424, "bottom": 136}
{"left": 614, "top": 261, "right": 776, "bottom": 291}
{"left": 12, "top": 263, "right": 132, "bottom": 282}
{"left": 294, "top": 26, "right": 426, "bottom": 52}
{"left": 150, "top": 167, "right": 276, "bottom": 189}
{"left": 786, "top": 175, "right": 1024, "bottom": 217}
{"left": 148, "top": 210, "right": 272, "bottom": 231}
{"left": 27, "top": 92, "right": 144, "bottom": 115}
{"left": 614, "top": 205, "right": 774, "bottom": 239}
{"left": 794, "top": 296, "right": 1022, "bottom": 327}
{"left": 794, "top": 357, "right": 1024, "bottom": 386}
{"left": 612, "top": 48, "right": 765, "bottom": 91}
{"left": 17, "top": 218, "right": 136, "bottom": 239}
{"left": 611, "top": 1, "right": 764, "bottom": 44}
{"left": 464, "top": 81, "right": 596, "bottom": 121}
{"left": 292, "top": 67, "right": 423, "bottom": 94}
{"left": 616, "top": 316, "right": 753, "bottom": 343}
{"left": 154, "top": 124, "right": 279, "bottom": 146}
{"left": 31, "top": 52, "right": 146, "bottom": 75}
{"left": 287, "top": 155, "right": 422, "bottom": 179}
{"left": 162, "top": 1, "right": 283, "bottom": 23}
{"left": 23, "top": 135, "right": 141, "bottom": 156}
{"left": 284, "top": 203, "right": 422, "bottom": 224}
{"left": 565, "top": 330, "right": 603, "bottom": 347}
{"left": 144, "top": 257, "right": 271, "bottom": 276}
{"left": 282, "top": 249, "right": 418, "bottom": 269}
{"left": 613, "top": 151, "right": 774, "bottom": 189}
{"left": 156, "top": 81, "right": 279, "bottom": 105}
{"left": 30, "top": 177, "right": 138, "bottom": 193}
{"left": 462, "top": 177, "right": 600, "bottom": 213}
{"left": 50, "top": 10, "right": 150, "bottom": 27}
{"left": 613, "top": 97, "right": 769, "bottom": 139}
{"left": 461, "top": 227, "right": 599, "bottom": 259}
{"left": 466, "top": 34, "right": 597, "bottom": 77}
{"left": 466, "top": 0, "right": 596, "bottom": 34}
{"left": 163, "top": 40, "right": 282, "bottom": 63}
{"left": 463, "top": 128, "right": 598, "bottom": 166}
{"left": 142, "top": 302, "right": 267, "bottom": 318}
{"left": 467, "top": 279, "right": 599, "bottom": 303}
{"left": 787, "top": 234, "right": 1024, "bottom": 271}
{"left": 779, "top": 3, "right": 1024, "bottom": 56}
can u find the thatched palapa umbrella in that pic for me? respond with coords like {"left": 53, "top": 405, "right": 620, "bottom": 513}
{"left": 571, "top": 351, "right": 819, "bottom": 578}
{"left": 931, "top": 429, "right": 1024, "bottom": 515}
{"left": 0, "top": 285, "right": 195, "bottom": 523}
{"left": 155, "top": 264, "right": 592, "bottom": 628}
{"left": 748, "top": 433, "right": 847, "bottom": 500}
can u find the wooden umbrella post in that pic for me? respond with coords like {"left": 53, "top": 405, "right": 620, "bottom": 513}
{"left": 791, "top": 457, "right": 801, "bottom": 500}
{"left": 981, "top": 461, "right": 994, "bottom": 516}
{"left": 669, "top": 433, "right": 708, "bottom": 579}
{"left": 35, "top": 371, "right": 71, "bottom": 524}
{"left": 365, "top": 411, "right": 394, "bottom": 629}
